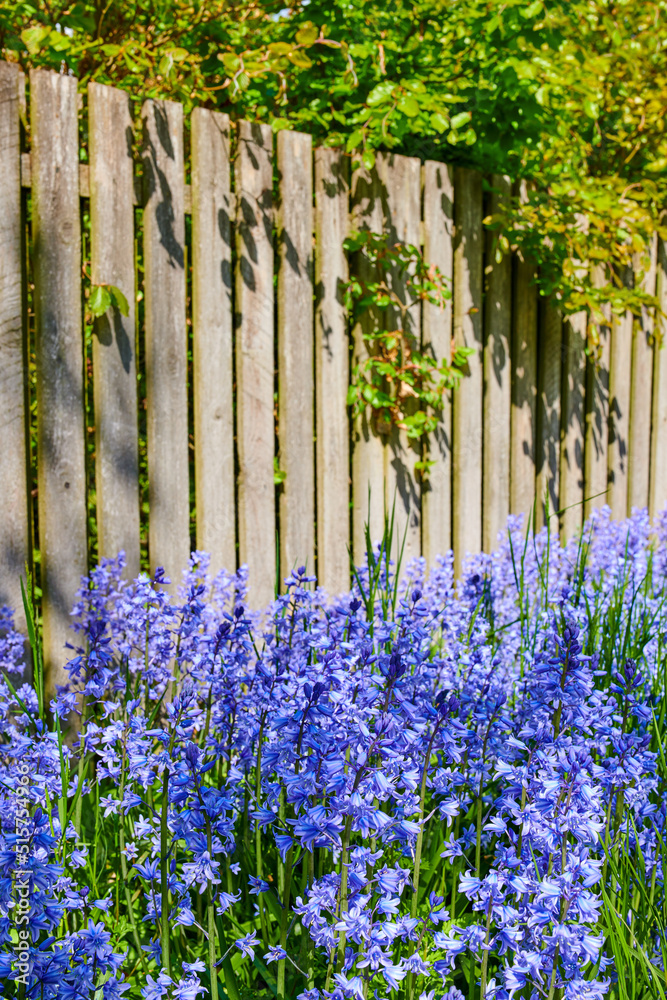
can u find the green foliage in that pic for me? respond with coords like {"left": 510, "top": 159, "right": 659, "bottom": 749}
{"left": 88, "top": 283, "right": 130, "bottom": 319}
{"left": 344, "top": 231, "right": 472, "bottom": 456}
{"left": 2, "top": 1, "right": 667, "bottom": 334}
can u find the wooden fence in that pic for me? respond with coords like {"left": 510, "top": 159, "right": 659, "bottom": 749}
{"left": 1, "top": 62, "right": 667, "bottom": 687}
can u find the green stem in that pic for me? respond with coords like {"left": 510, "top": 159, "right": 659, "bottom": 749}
{"left": 160, "top": 767, "right": 170, "bottom": 976}
{"left": 277, "top": 843, "right": 296, "bottom": 1000}
{"left": 479, "top": 900, "right": 492, "bottom": 1000}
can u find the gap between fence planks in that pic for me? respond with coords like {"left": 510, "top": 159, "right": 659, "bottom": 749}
{"left": 142, "top": 98, "right": 190, "bottom": 589}
{"left": 314, "top": 148, "right": 350, "bottom": 595}
{"left": 89, "top": 82, "right": 140, "bottom": 579}
{"left": 235, "top": 121, "right": 275, "bottom": 609}
{"left": 31, "top": 69, "right": 88, "bottom": 695}
{"left": 421, "top": 160, "right": 454, "bottom": 565}
{"left": 191, "top": 107, "right": 236, "bottom": 578}
{"left": 0, "top": 63, "right": 29, "bottom": 633}
{"left": 277, "top": 130, "right": 315, "bottom": 584}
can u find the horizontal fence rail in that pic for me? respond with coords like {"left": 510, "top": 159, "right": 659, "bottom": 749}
{"left": 1, "top": 61, "right": 667, "bottom": 685}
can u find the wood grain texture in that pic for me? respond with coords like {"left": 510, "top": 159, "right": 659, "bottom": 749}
{"left": 628, "top": 240, "right": 657, "bottom": 511}
{"left": 535, "top": 301, "right": 562, "bottom": 530}
{"left": 191, "top": 107, "right": 235, "bottom": 577}
{"left": 0, "top": 63, "right": 29, "bottom": 632}
{"left": 421, "top": 160, "right": 453, "bottom": 563}
{"left": 608, "top": 267, "right": 633, "bottom": 520}
{"left": 510, "top": 264, "right": 538, "bottom": 530}
{"left": 314, "top": 147, "right": 349, "bottom": 594}
{"left": 277, "top": 130, "right": 314, "bottom": 584}
{"left": 452, "top": 168, "right": 483, "bottom": 572}
{"left": 483, "top": 175, "right": 512, "bottom": 551}
{"left": 560, "top": 311, "right": 587, "bottom": 539}
{"left": 350, "top": 162, "right": 386, "bottom": 565}
{"left": 380, "top": 152, "right": 421, "bottom": 567}
{"left": 584, "top": 267, "right": 610, "bottom": 516}
{"left": 88, "top": 82, "right": 140, "bottom": 579}
{"left": 141, "top": 98, "right": 190, "bottom": 587}
{"left": 235, "top": 121, "right": 275, "bottom": 608}
{"left": 651, "top": 240, "right": 667, "bottom": 517}
{"left": 31, "top": 69, "right": 87, "bottom": 694}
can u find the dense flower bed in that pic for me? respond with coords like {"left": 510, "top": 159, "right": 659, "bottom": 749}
{"left": 1, "top": 507, "right": 667, "bottom": 1000}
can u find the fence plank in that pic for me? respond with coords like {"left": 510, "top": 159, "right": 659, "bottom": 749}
{"left": 350, "top": 162, "right": 386, "bottom": 565}
{"left": 277, "top": 130, "right": 314, "bottom": 583}
{"left": 510, "top": 262, "right": 538, "bottom": 532}
{"left": 422, "top": 160, "right": 453, "bottom": 563}
{"left": 608, "top": 268, "right": 633, "bottom": 520}
{"left": 584, "top": 268, "right": 610, "bottom": 516}
{"left": 452, "top": 168, "right": 483, "bottom": 571}
{"left": 381, "top": 152, "right": 421, "bottom": 566}
{"left": 651, "top": 240, "right": 667, "bottom": 518}
{"left": 235, "top": 121, "right": 275, "bottom": 607}
{"left": 483, "top": 175, "right": 512, "bottom": 551}
{"left": 191, "top": 107, "right": 235, "bottom": 577}
{"left": 535, "top": 301, "right": 562, "bottom": 529}
{"left": 559, "top": 312, "right": 587, "bottom": 539}
{"left": 31, "top": 69, "right": 87, "bottom": 694}
{"left": 141, "top": 98, "right": 189, "bottom": 587}
{"left": 0, "top": 63, "right": 29, "bottom": 631}
{"left": 88, "top": 82, "right": 140, "bottom": 579}
{"left": 314, "top": 148, "right": 349, "bottom": 594}
{"left": 628, "top": 240, "right": 657, "bottom": 511}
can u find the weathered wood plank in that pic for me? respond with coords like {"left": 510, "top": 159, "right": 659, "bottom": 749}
{"left": 535, "top": 301, "right": 562, "bottom": 529}
{"left": 141, "top": 98, "right": 190, "bottom": 586}
{"left": 31, "top": 69, "right": 87, "bottom": 694}
{"left": 350, "top": 162, "right": 386, "bottom": 566}
{"left": 0, "top": 63, "right": 29, "bottom": 633}
{"left": 380, "top": 152, "right": 421, "bottom": 567}
{"left": 559, "top": 310, "right": 587, "bottom": 539}
{"left": 452, "top": 168, "right": 483, "bottom": 571}
{"left": 88, "top": 82, "right": 140, "bottom": 579}
{"left": 628, "top": 240, "right": 657, "bottom": 511}
{"left": 277, "top": 130, "right": 315, "bottom": 584}
{"left": 421, "top": 160, "right": 454, "bottom": 563}
{"left": 314, "top": 148, "right": 349, "bottom": 594}
{"left": 650, "top": 240, "right": 667, "bottom": 518}
{"left": 483, "top": 175, "right": 512, "bottom": 551}
{"left": 608, "top": 268, "right": 633, "bottom": 520}
{"left": 584, "top": 267, "right": 610, "bottom": 516}
{"left": 191, "top": 107, "right": 235, "bottom": 576}
{"left": 235, "top": 121, "right": 275, "bottom": 607}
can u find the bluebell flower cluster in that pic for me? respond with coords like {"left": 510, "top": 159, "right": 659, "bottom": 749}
{"left": 0, "top": 508, "right": 666, "bottom": 999}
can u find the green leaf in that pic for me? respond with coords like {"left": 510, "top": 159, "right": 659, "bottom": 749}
{"left": 108, "top": 285, "right": 130, "bottom": 317}
{"left": 450, "top": 110, "right": 472, "bottom": 130}
{"left": 21, "top": 25, "right": 51, "bottom": 55}
{"left": 367, "top": 81, "right": 395, "bottom": 107}
{"left": 273, "top": 457, "right": 286, "bottom": 485}
{"left": 295, "top": 22, "right": 319, "bottom": 46}
{"left": 398, "top": 95, "right": 419, "bottom": 118}
{"left": 520, "top": 0, "right": 543, "bottom": 16}
{"left": 430, "top": 111, "right": 449, "bottom": 133}
{"left": 218, "top": 52, "right": 242, "bottom": 73}
{"left": 89, "top": 284, "right": 112, "bottom": 317}
{"left": 361, "top": 149, "right": 376, "bottom": 170}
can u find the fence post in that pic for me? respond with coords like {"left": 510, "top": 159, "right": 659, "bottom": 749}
{"left": 628, "top": 239, "right": 657, "bottom": 511}
{"left": 452, "top": 168, "right": 483, "bottom": 573}
{"left": 314, "top": 148, "right": 350, "bottom": 594}
{"left": 608, "top": 267, "right": 633, "bottom": 520}
{"left": 191, "top": 107, "right": 235, "bottom": 577}
{"left": 89, "top": 81, "right": 140, "bottom": 578}
{"left": 422, "top": 160, "right": 454, "bottom": 564}
{"left": 0, "top": 63, "right": 30, "bottom": 632}
{"left": 651, "top": 240, "right": 667, "bottom": 518}
{"left": 535, "top": 302, "right": 562, "bottom": 530}
{"left": 584, "top": 267, "right": 611, "bottom": 516}
{"left": 560, "top": 312, "right": 587, "bottom": 539}
{"left": 277, "top": 130, "right": 315, "bottom": 584}
{"left": 235, "top": 122, "right": 275, "bottom": 608}
{"left": 31, "top": 68, "right": 88, "bottom": 696}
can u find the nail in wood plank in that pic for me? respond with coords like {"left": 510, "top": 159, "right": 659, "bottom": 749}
{"left": 314, "top": 148, "right": 349, "bottom": 594}
{"left": 277, "top": 130, "right": 315, "bottom": 584}
{"left": 31, "top": 69, "right": 87, "bottom": 695}
{"left": 483, "top": 175, "right": 512, "bottom": 551}
{"left": 141, "top": 98, "right": 190, "bottom": 587}
{"left": 191, "top": 107, "right": 235, "bottom": 577}
{"left": 89, "top": 82, "right": 140, "bottom": 579}
{"left": 650, "top": 241, "right": 667, "bottom": 518}
{"left": 421, "top": 160, "right": 454, "bottom": 564}
{"left": 0, "top": 64, "right": 30, "bottom": 633}
{"left": 452, "top": 168, "right": 483, "bottom": 573}
{"left": 235, "top": 122, "right": 275, "bottom": 608}
{"left": 380, "top": 152, "right": 421, "bottom": 567}
{"left": 628, "top": 240, "right": 657, "bottom": 511}
{"left": 350, "top": 162, "right": 386, "bottom": 565}
{"left": 535, "top": 301, "right": 562, "bottom": 529}
{"left": 559, "top": 310, "right": 587, "bottom": 539}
